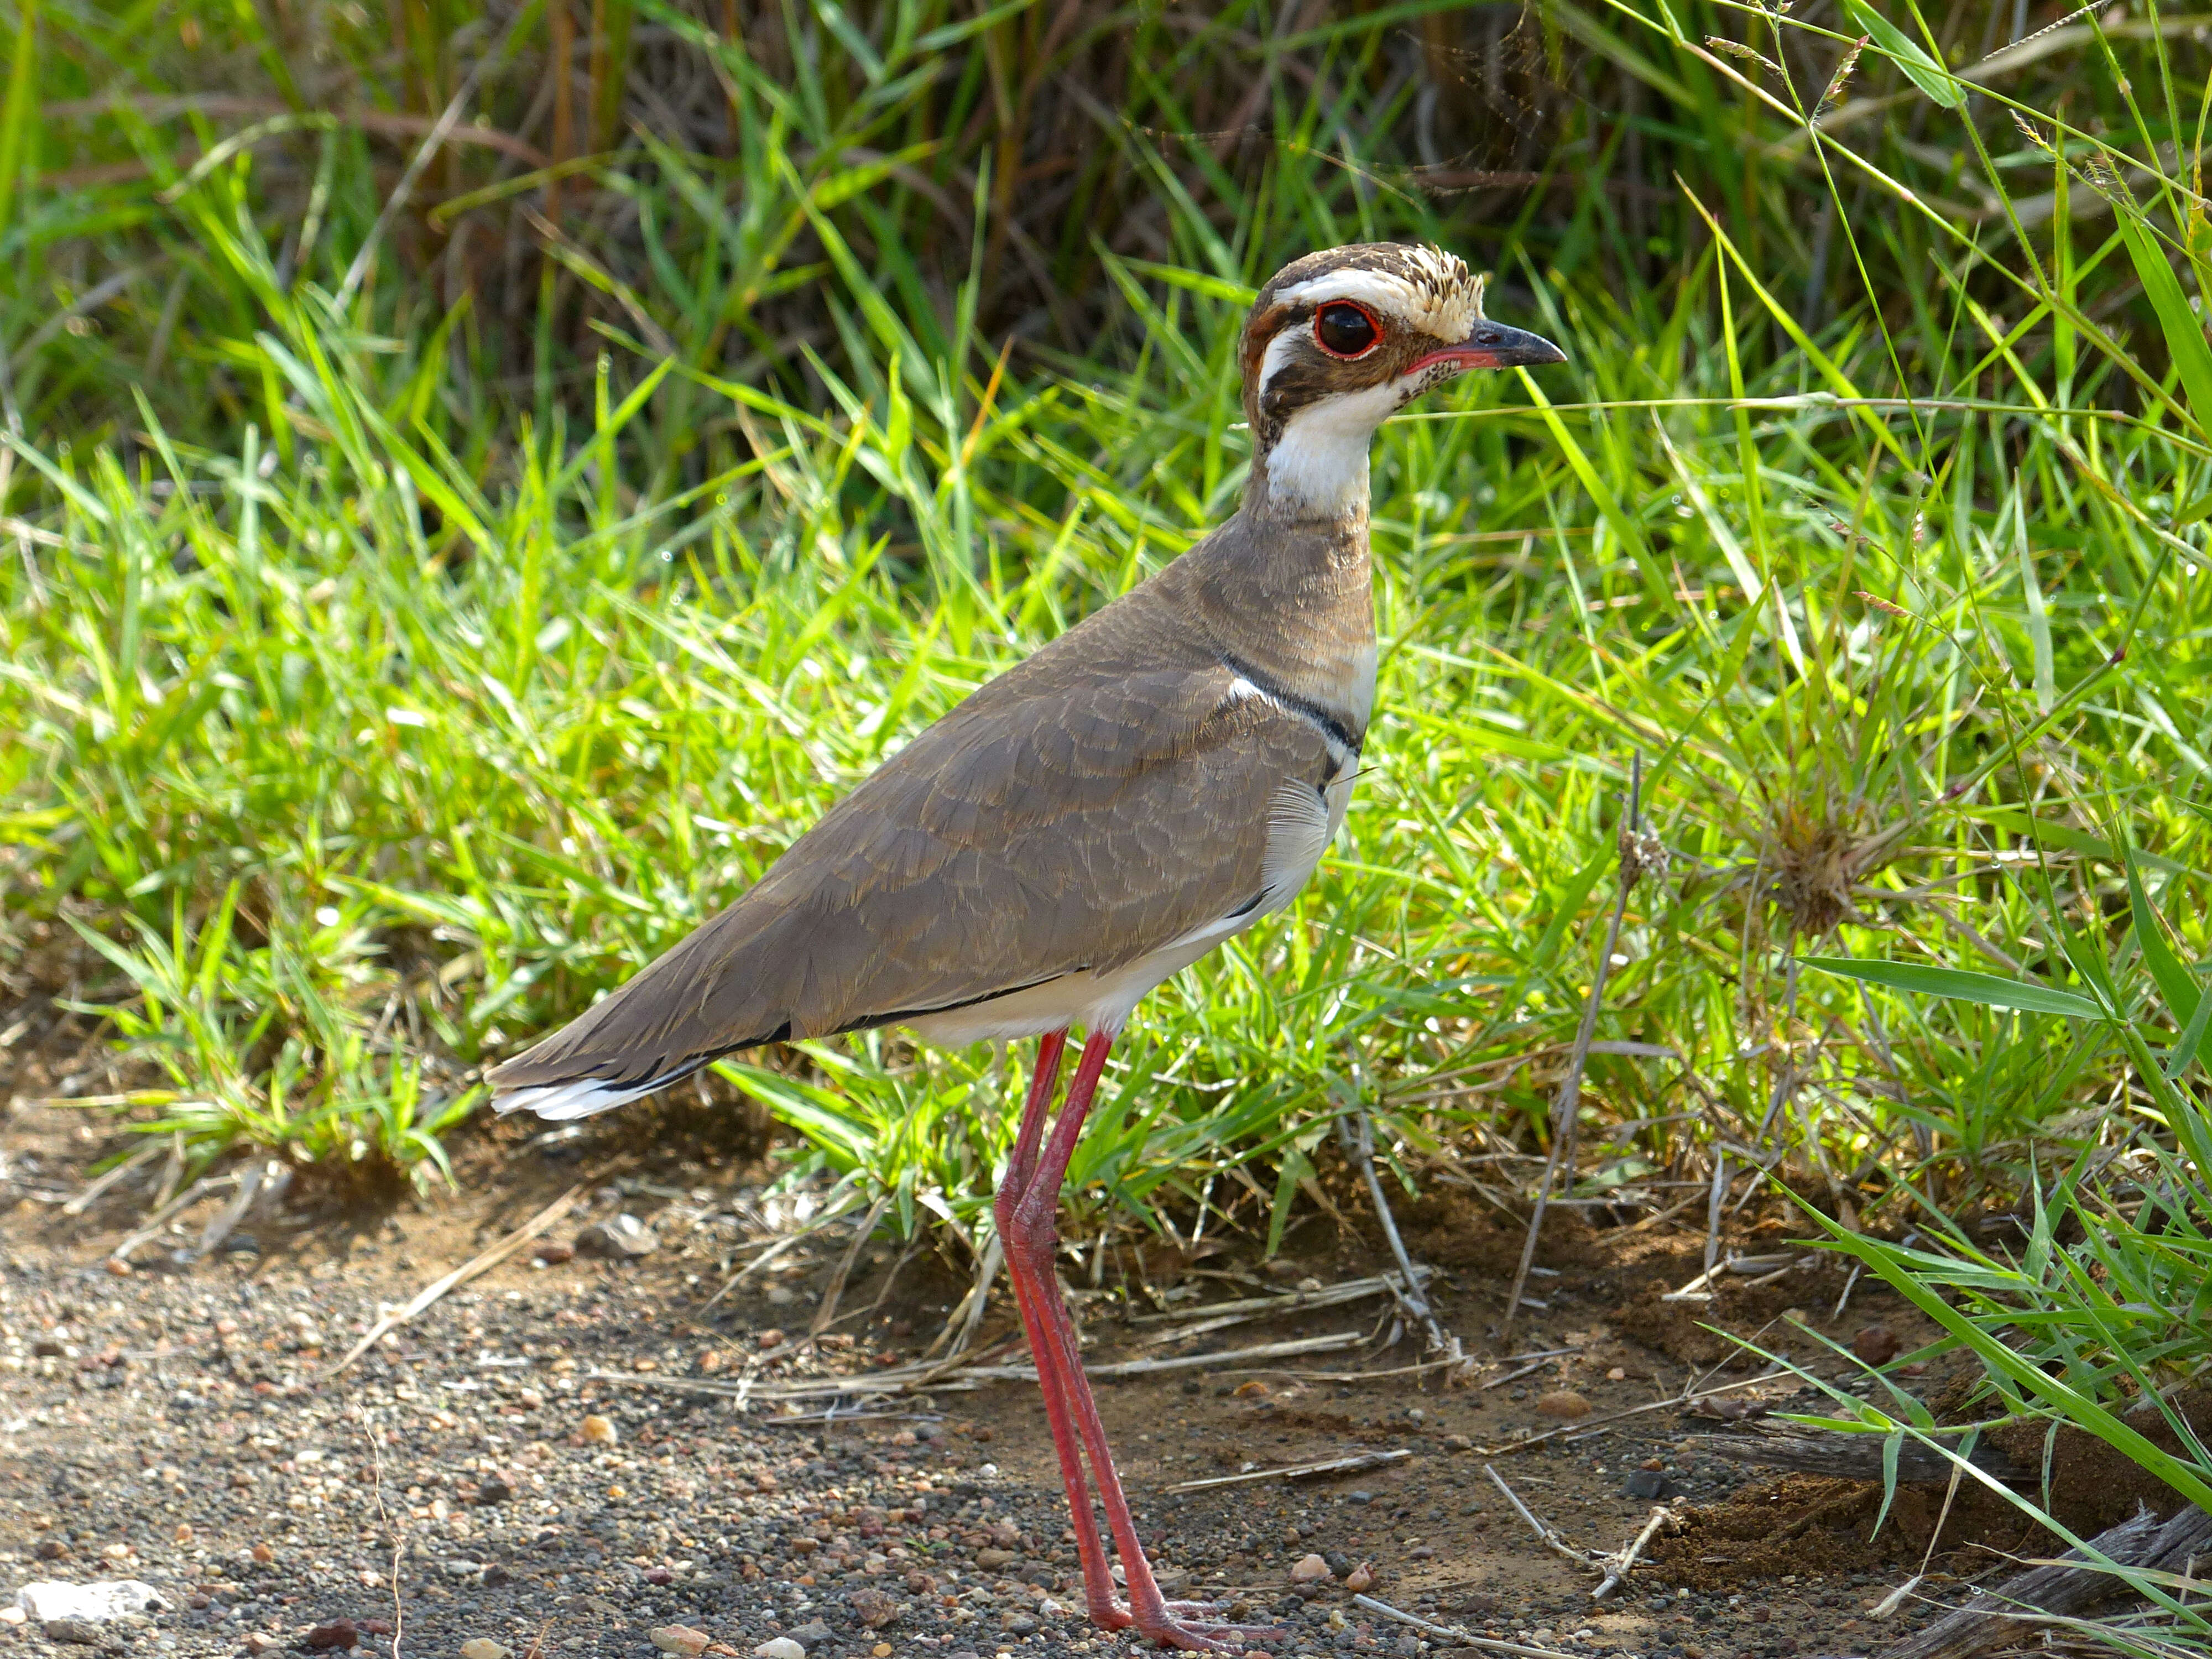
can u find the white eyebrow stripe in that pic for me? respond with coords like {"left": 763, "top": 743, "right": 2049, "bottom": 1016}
{"left": 1274, "top": 263, "right": 1477, "bottom": 342}
{"left": 1256, "top": 327, "right": 1305, "bottom": 397}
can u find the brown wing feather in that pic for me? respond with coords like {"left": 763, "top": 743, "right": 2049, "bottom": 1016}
{"left": 487, "top": 578, "right": 1332, "bottom": 1093}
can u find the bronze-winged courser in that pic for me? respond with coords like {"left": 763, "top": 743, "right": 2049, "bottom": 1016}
{"left": 491, "top": 243, "right": 1564, "bottom": 1651}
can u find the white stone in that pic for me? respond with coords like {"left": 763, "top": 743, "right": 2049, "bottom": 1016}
{"left": 754, "top": 1640, "right": 807, "bottom": 1659}
{"left": 15, "top": 1581, "right": 171, "bottom": 1623}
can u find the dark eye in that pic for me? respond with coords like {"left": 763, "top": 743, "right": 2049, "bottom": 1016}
{"left": 1314, "top": 301, "right": 1379, "bottom": 358}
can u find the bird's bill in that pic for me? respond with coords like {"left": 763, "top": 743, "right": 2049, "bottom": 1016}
{"left": 1410, "top": 322, "right": 1568, "bottom": 375}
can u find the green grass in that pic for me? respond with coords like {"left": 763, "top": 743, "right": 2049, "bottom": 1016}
{"left": 4, "top": 0, "right": 2212, "bottom": 1583}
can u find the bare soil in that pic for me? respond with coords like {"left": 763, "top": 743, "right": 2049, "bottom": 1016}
{"left": 0, "top": 1074, "right": 2153, "bottom": 1659}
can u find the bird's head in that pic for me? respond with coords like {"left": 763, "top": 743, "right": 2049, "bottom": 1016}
{"left": 1238, "top": 243, "right": 1565, "bottom": 520}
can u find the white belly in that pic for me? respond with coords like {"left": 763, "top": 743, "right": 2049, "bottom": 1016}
{"left": 904, "top": 757, "right": 1356, "bottom": 1048}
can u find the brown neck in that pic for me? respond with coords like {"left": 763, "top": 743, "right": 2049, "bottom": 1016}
{"left": 1173, "top": 506, "right": 1378, "bottom": 742}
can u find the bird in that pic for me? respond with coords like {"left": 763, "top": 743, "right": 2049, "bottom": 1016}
{"left": 489, "top": 242, "right": 1564, "bottom": 1651}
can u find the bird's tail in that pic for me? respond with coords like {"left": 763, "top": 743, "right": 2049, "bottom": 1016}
{"left": 490, "top": 1061, "right": 706, "bottom": 1122}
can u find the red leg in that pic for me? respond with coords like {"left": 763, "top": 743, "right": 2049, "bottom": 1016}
{"left": 994, "top": 1032, "right": 1128, "bottom": 1626}
{"left": 1005, "top": 1028, "right": 1067, "bottom": 1198}
{"left": 1005, "top": 1031, "right": 1285, "bottom": 1653}
{"left": 999, "top": 1221, "right": 1130, "bottom": 1625}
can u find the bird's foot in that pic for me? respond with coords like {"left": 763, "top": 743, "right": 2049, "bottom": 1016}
{"left": 1086, "top": 1599, "right": 1286, "bottom": 1652}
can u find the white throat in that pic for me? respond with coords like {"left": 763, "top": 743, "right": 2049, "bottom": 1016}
{"left": 1264, "top": 379, "right": 1404, "bottom": 514}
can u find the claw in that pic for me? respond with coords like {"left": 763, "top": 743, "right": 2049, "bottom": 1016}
{"left": 1083, "top": 1599, "right": 1284, "bottom": 1651}
{"left": 1130, "top": 1611, "right": 1286, "bottom": 1652}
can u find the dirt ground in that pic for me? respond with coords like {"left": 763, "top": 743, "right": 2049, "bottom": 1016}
{"left": 0, "top": 1081, "right": 2091, "bottom": 1659}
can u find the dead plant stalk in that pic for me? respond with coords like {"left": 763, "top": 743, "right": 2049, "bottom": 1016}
{"left": 1506, "top": 754, "right": 1662, "bottom": 1334}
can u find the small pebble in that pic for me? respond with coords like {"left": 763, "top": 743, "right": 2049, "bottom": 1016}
{"left": 1851, "top": 1325, "right": 1903, "bottom": 1365}
{"left": 649, "top": 1626, "right": 711, "bottom": 1656}
{"left": 1344, "top": 1562, "right": 1375, "bottom": 1592}
{"left": 41, "top": 1620, "right": 102, "bottom": 1646}
{"left": 1290, "top": 1554, "right": 1331, "bottom": 1583}
{"left": 532, "top": 1240, "right": 575, "bottom": 1265}
{"left": 753, "top": 1644, "right": 805, "bottom": 1659}
{"left": 851, "top": 1588, "right": 901, "bottom": 1628}
{"left": 581, "top": 1414, "right": 619, "bottom": 1445}
{"left": 459, "top": 1642, "right": 510, "bottom": 1659}
{"left": 1534, "top": 1390, "right": 1592, "bottom": 1420}
{"left": 305, "top": 1619, "right": 359, "bottom": 1650}
{"left": 252, "top": 1542, "right": 276, "bottom": 1563}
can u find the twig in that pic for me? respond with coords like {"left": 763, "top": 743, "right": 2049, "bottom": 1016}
{"left": 928, "top": 1232, "right": 1003, "bottom": 1360}
{"left": 1485, "top": 1464, "right": 1597, "bottom": 1567}
{"left": 889, "top": 1329, "right": 1369, "bottom": 1381}
{"left": 591, "top": 1329, "right": 1370, "bottom": 1404}
{"left": 1350, "top": 1593, "right": 1586, "bottom": 1659}
{"left": 1661, "top": 1251, "right": 1803, "bottom": 1302}
{"left": 325, "top": 1183, "right": 585, "bottom": 1376}
{"left": 1473, "top": 1366, "right": 1788, "bottom": 1456}
{"left": 1605, "top": 1190, "right": 1707, "bottom": 1235}
{"left": 1506, "top": 754, "right": 1663, "bottom": 1335}
{"left": 1702, "top": 1153, "right": 1730, "bottom": 1278}
{"left": 1166, "top": 1448, "right": 1412, "bottom": 1493}
{"left": 1833, "top": 1261, "right": 1864, "bottom": 1321}
{"left": 758, "top": 1408, "right": 940, "bottom": 1429}
{"left": 1130, "top": 1267, "right": 1435, "bottom": 1339}
{"left": 1215, "top": 1353, "right": 1527, "bottom": 1384}
{"left": 1593, "top": 1506, "right": 1672, "bottom": 1599}
{"left": 61, "top": 1140, "right": 165, "bottom": 1215}
{"left": 807, "top": 1194, "right": 889, "bottom": 1337}
{"left": 1879, "top": 1503, "right": 2212, "bottom": 1659}
{"left": 353, "top": 1402, "right": 407, "bottom": 1659}
{"left": 1480, "top": 1358, "right": 1557, "bottom": 1391}
{"left": 108, "top": 1172, "right": 232, "bottom": 1265}
{"left": 192, "top": 1157, "right": 289, "bottom": 1259}
{"left": 1875, "top": 1447, "right": 1970, "bottom": 1618}
{"left": 1337, "top": 1112, "right": 1461, "bottom": 1365}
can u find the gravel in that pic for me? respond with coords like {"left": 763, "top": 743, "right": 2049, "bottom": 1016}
{"left": 1, "top": 1246, "right": 1390, "bottom": 1659}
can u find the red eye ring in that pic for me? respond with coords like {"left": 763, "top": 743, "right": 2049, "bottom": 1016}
{"left": 1313, "top": 299, "right": 1381, "bottom": 360}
